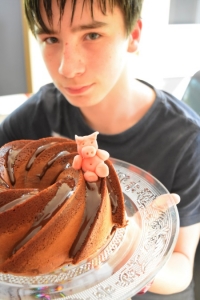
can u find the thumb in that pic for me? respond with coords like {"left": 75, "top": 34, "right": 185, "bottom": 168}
{"left": 152, "top": 193, "right": 180, "bottom": 211}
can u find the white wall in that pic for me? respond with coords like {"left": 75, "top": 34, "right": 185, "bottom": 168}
{"left": 136, "top": 0, "right": 200, "bottom": 83}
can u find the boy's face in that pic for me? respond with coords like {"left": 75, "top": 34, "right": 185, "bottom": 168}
{"left": 36, "top": 0, "right": 140, "bottom": 108}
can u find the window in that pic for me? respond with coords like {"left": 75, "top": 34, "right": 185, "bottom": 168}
{"left": 169, "top": 0, "right": 200, "bottom": 24}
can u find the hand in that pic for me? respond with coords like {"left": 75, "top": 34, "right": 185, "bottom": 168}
{"left": 137, "top": 280, "right": 154, "bottom": 295}
{"left": 152, "top": 193, "right": 180, "bottom": 211}
{"left": 136, "top": 193, "right": 180, "bottom": 295}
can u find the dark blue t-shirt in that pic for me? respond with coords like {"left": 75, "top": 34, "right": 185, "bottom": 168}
{"left": 0, "top": 82, "right": 200, "bottom": 228}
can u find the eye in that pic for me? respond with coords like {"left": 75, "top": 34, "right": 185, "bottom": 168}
{"left": 44, "top": 37, "right": 58, "bottom": 44}
{"left": 85, "top": 33, "right": 101, "bottom": 41}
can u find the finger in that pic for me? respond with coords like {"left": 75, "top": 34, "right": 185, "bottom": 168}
{"left": 152, "top": 193, "right": 180, "bottom": 211}
{"left": 137, "top": 280, "right": 154, "bottom": 295}
{"left": 170, "top": 193, "right": 181, "bottom": 205}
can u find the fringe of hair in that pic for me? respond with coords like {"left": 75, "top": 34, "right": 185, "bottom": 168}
{"left": 24, "top": 0, "right": 143, "bottom": 36}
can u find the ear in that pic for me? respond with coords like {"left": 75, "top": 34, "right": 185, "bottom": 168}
{"left": 127, "top": 19, "right": 142, "bottom": 53}
{"left": 75, "top": 135, "right": 83, "bottom": 143}
{"left": 89, "top": 131, "right": 99, "bottom": 140}
{"left": 93, "top": 131, "right": 99, "bottom": 138}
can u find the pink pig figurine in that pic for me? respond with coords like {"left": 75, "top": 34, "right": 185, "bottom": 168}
{"left": 72, "top": 131, "right": 110, "bottom": 182}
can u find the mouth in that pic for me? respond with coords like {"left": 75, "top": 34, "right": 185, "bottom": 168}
{"left": 64, "top": 83, "right": 94, "bottom": 95}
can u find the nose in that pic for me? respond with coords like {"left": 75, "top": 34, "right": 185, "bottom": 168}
{"left": 58, "top": 42, "right": 85, "bottom": 78}
{"left": 81, "top": 146, "right": 96, "bottom": 158}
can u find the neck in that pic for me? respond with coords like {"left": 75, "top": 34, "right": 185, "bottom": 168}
{"left": 80, "top": 79, "right": 156, "bottom": 135}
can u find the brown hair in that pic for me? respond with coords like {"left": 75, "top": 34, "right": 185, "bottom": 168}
{"left": 24, "top": 0, "right": 143, "bottom": 36}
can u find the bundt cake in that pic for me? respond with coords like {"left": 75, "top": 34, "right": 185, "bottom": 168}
{"left": 0, "top": 136, "right": 126, "bottom": 276}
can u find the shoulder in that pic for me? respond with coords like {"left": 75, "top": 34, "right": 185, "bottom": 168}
{"left": 157, "top": 88, "right": 200, "bottom": 127}
{"left": 141, "top": 80, "right": 200, "bottom": 143}
{"left": 140, "top": 79, "right": 200, "bottom": 129}
{"left": 155, "top": 88, "right": 200, "bottom": 161}
{"left": 38, "top": 82, "right": 61, "bottom": 97}
{"left": 20, "top": 83, "right": 72, "bottom": 115}
{"left": 158, "top": 89, "right": 200, "bottom": 148}
{"left": 29, "top": 83, "right": 65, "bottom": 105}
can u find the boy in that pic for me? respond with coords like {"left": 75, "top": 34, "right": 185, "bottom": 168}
{"left": 0, "top": 0, "right": 199, "bottom": 299}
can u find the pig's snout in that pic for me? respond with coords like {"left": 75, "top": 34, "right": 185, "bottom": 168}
{"left": 81, "top": 146, "right": 96, "bottom": 157}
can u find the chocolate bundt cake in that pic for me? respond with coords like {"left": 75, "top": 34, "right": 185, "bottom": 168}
{"left": 0, "top": 137, "right": 126, "bottom": 276}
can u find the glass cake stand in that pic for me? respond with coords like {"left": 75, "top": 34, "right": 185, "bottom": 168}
{"left": 0, "top": 158, "right": 179, "bottom": 300}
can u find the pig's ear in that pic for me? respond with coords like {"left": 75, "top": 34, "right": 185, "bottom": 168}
{"left": 75, "top": 135, "right": 83, "bottom": 143}
{"left": 91, "top": 131, "right": 99, "bottom": 139}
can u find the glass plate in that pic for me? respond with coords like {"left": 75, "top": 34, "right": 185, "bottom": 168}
{"left": 0, "top": 158, "right": 179, "bottom": 300}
